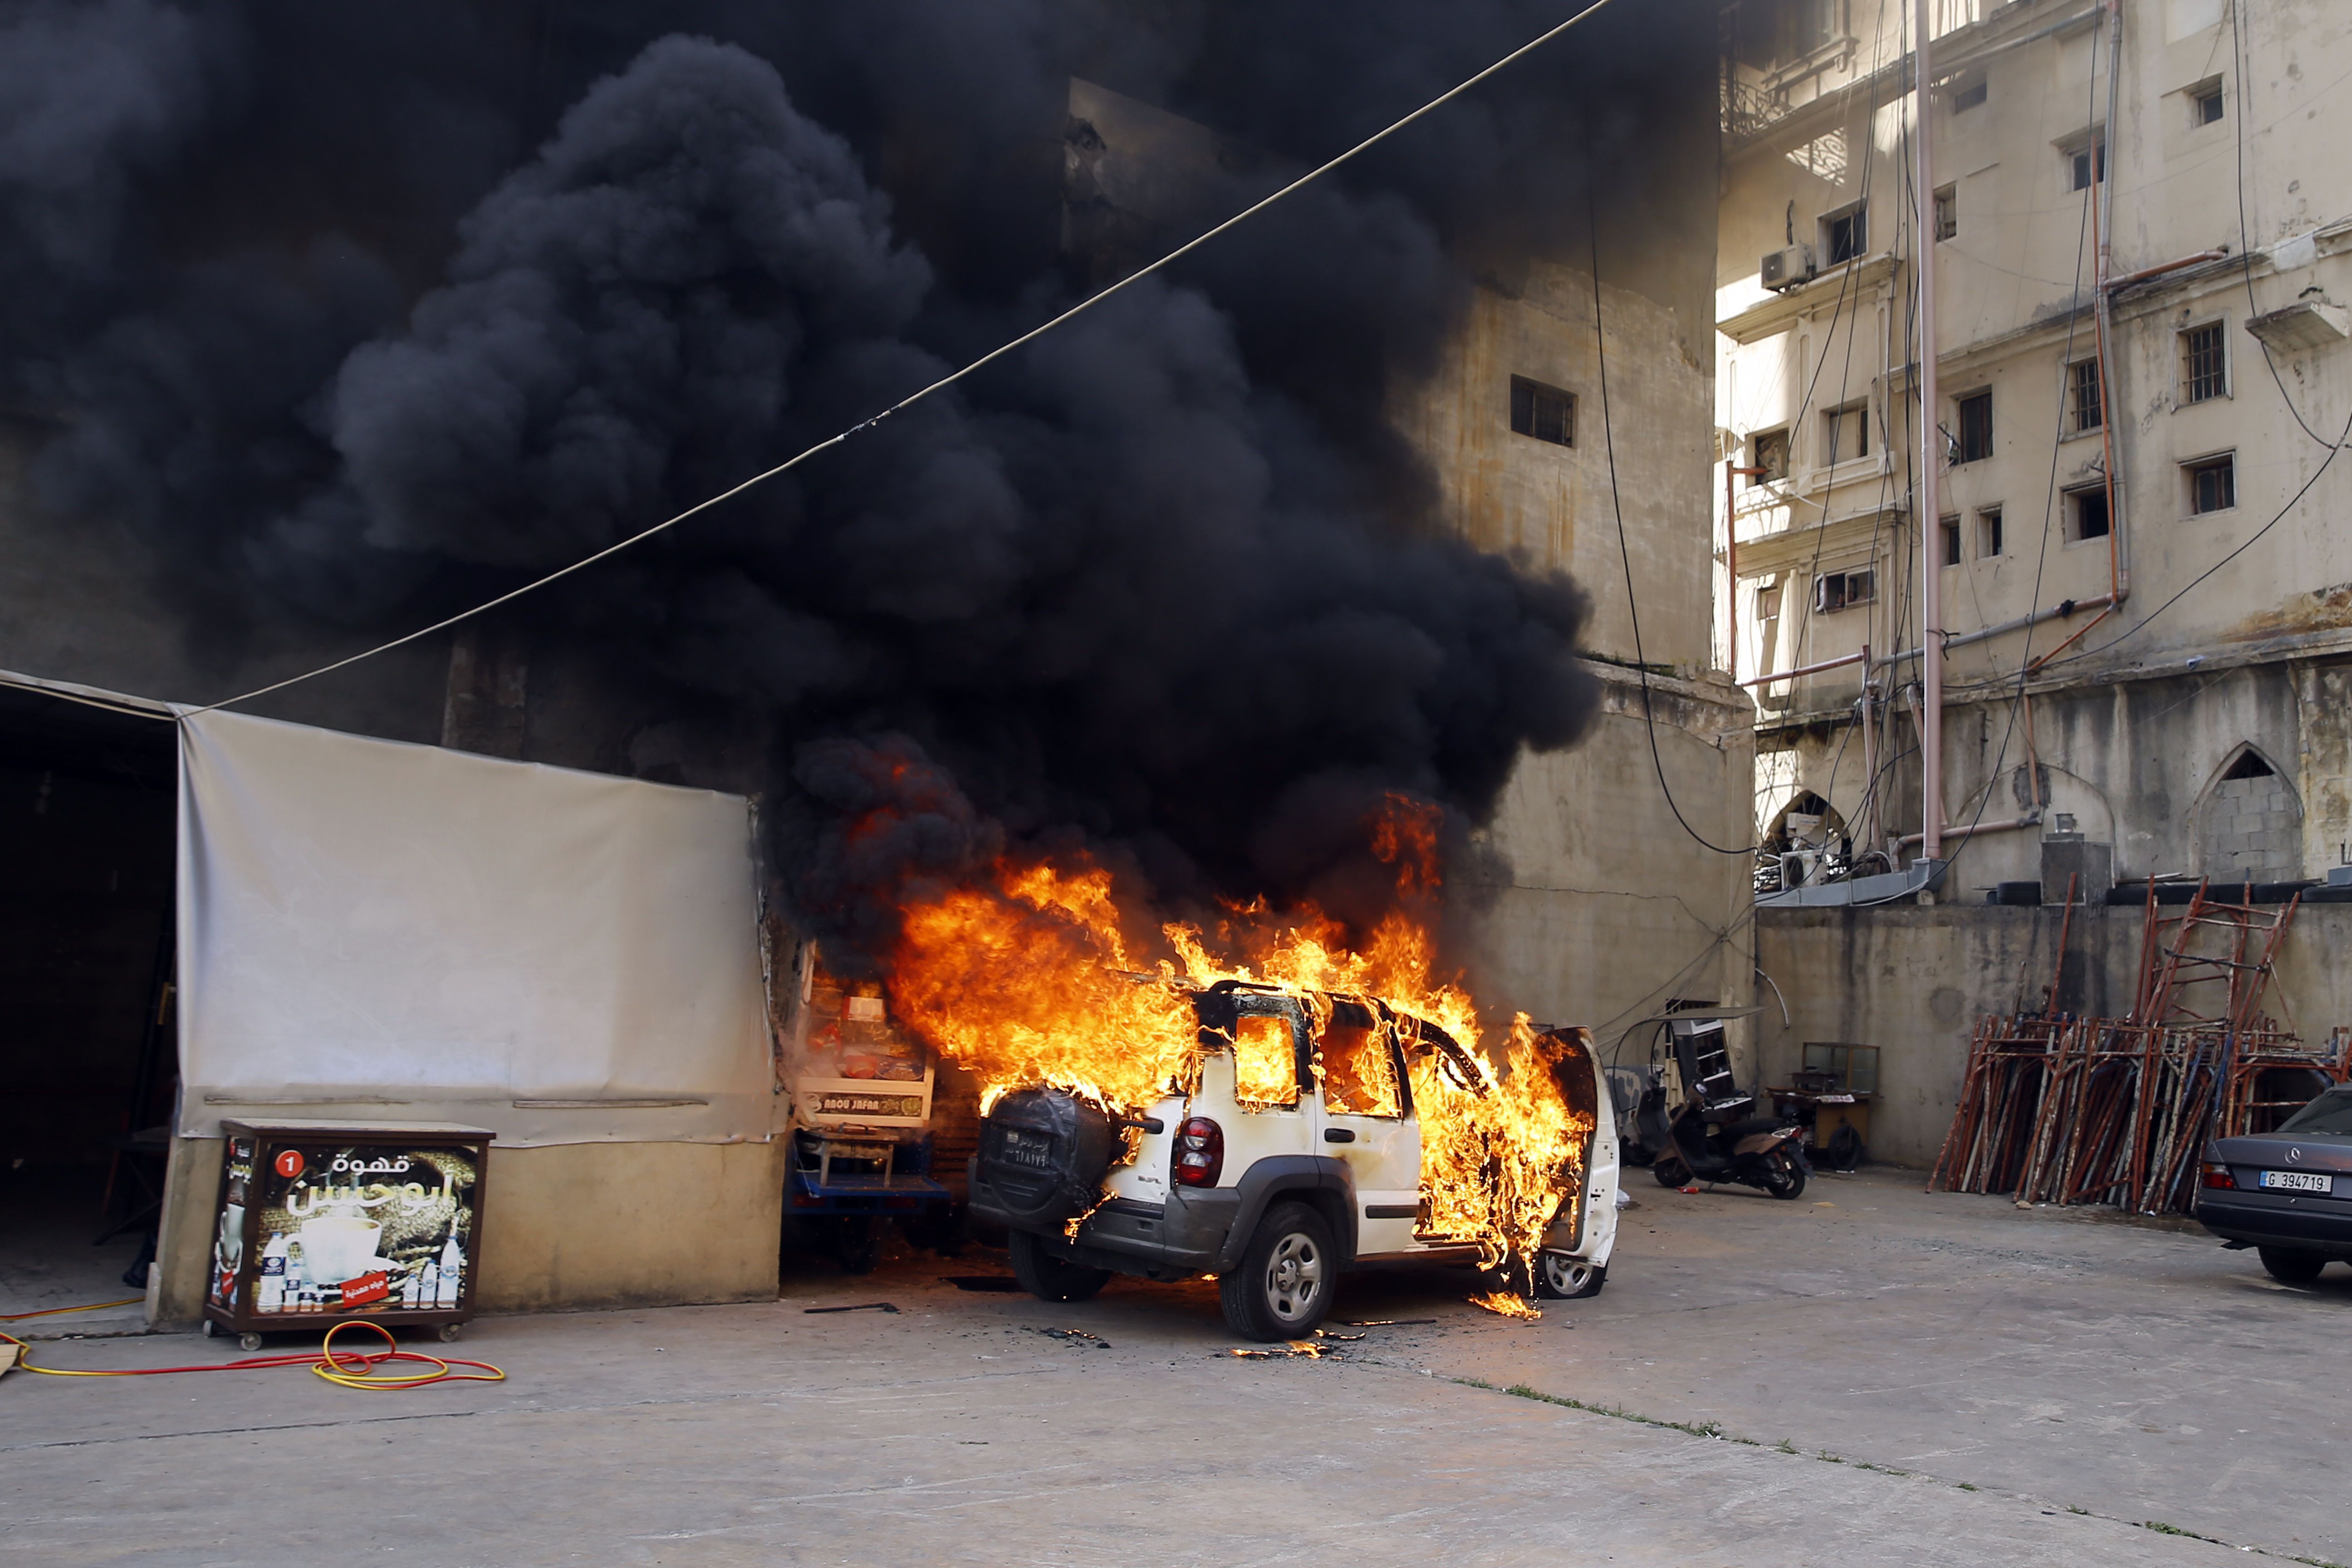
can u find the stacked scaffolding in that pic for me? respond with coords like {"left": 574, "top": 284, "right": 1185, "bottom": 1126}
{"left": 1931, "top": 882, "right": 2351, "bottom": 1215}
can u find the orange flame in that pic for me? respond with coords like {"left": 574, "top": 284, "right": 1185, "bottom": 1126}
{"left": 884, "top": 796, "right": 1592, "bottom": 1265}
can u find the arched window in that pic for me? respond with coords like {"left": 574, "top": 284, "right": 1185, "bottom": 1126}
{"left": 2198, "top": 747, "right": 2303, "bottom": 884}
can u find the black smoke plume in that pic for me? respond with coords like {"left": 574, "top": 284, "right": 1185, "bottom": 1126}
{"left": 0, "top": 1, "right": 1702, "bottom": 968}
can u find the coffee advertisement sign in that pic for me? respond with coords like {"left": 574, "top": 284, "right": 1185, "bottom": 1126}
{"left": 207, "top": 1123, "right": 490, "bottom": 1333}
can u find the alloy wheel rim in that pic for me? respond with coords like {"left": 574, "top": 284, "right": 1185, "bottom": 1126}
{"left": 1265, "top": 1232, "right": 1323, "bottom": 1321}
{"left": 1544, "top": 1255, "right": 1592, "bottom": 1294}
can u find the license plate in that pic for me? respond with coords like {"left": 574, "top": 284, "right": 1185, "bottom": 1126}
{"left": 996, "top": 1128, "right": 1052, "bottom": 1170}
{"left": 2259, "top": 1170, "right": 2334, "bottom": 1194}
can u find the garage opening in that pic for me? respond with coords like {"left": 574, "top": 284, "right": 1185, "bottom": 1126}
{"left": 0, "top": 683, "right": 179, "bottom": 1328}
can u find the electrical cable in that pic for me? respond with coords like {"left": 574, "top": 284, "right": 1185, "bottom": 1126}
{"left": 189, "top": 0, "right": 1625, "bottom": 717}
{"left": 1799, "top": 0, "right": 2100, "bottom": 913}
{"left": 1747, "top": 1, "right": 1900, "bottom": 692}
{"left": 2229, "top": 0, "right": 2342, "bottom": 452}
{"left": 1586, "top": 194, "right": 1751, "bottom": 858}
{"left": 1, "top": 1318, "right": 505, "bottom": 1392}
{"left": 2026, "top": 401, "right": 2352, "bottom": 676}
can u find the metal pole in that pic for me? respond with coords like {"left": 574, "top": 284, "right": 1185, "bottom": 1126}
{"left": 1859, "top": 647, "right": 1878, "bottom": 855}
{"left": 1725, "top": 457, "right": 1739, "bottom": 678}
{"left": 1913, "top": 0, "right": 1945, "bottom": 871}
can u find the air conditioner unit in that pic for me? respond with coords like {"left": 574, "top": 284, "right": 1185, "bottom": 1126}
{"left": 1761, "top": 244, "right": 1816, "bottom": 292}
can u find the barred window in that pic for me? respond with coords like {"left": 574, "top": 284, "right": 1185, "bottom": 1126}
{"left": 2070, "top": 358, "right": 2103, "bottom": 433}
{"left": 2182, "top": 324, "right": 2227, "bottom": 403}
{"left": 1509, "top": 376, "right": 1575, "bottom": 446}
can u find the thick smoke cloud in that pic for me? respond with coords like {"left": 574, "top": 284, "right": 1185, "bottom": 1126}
{"left": 0, "top": 1, "right": 1691, "bottom": 966}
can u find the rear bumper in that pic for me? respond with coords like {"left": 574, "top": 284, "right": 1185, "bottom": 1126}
{"left": 968, "top": 1167, "right": 1235, "bottom": 1276}
{"left": 2195, "top": 1190, "right": 2352, "bottom": 1257}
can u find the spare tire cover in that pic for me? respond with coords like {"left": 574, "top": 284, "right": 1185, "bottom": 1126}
{"left": 979, "top": 1089, "right": 1117, "bottom": 1226}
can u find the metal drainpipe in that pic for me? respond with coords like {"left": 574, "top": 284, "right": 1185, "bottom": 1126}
{"left": 1859, "top": 647, "right": 1879, "bottom": 855}
{"left": 1912, "top": 0, "right": 1945, "bottom": 872}
{"left": 2092, "top": 0, "right": 2127, "bottom": 612}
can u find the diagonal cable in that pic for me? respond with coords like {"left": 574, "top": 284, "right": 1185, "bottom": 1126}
{"left": 192, "top": 1, "right": 1620, "bottom": 715}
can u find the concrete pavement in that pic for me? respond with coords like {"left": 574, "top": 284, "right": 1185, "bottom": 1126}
{"left": 4, "top": 1167, "right": 2343, "bottom": 1566}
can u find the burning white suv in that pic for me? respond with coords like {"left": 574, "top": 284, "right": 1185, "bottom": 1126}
{"left": 968, "top": 980, "right": 1619, "bottom": 1340}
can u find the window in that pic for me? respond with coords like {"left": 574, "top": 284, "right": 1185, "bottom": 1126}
{"left": 1952, "top": 72, "right": 1988, "bottom": 113}
{"left": 2070, "top": 358, "right": 2104, "bottom": 433}
{"left": 1940, "top": 518, "right": 1962, "bottom": 567}
{"left": 1978, "top": 507, "right": 2004, "bottom": 559}
{"left": 1934, "top": 184, "right": 1957, "bottom": 242}
{"left": 1813, "top": 568, "right": 1874, "bottom": 612}
{"left": 1752, "top": 428, "right": 1790, "bottom": 483}
{"left": 1755, "top": 583, "right": 1784, "bottom": 676}
{"left": 1823, "top": 401, "right": 1870, "bottom": 464}
{"left": 1956, "top": 390, "right": 1993, "bottom": 463}
{"left": 2069, "top": 485, "right": 2111, "bottom": 541}
{"left": 1509, "top": 375, "right": 1575, "bottom": 446}
{"left": 1232, "top": 1012, "right": 1299, "bottom": 1108}
{"left": 1788, "top": 0, "right": 1838, "bottom": 57}
{"left": 2181, "top": 323, "right": 2227, "bottom": 403}
{"left": 1821, "top": 202, "right": 1868, "bottom": 266}
{"left": 2067, "top": 136, "right": 2106, "bottom": 192}
{"left": 2189, "top": 78, "right": 2224, "bottom": 127}
{"left": 1316, "top": 1000, "right": 1402, "bottom": 1118}
{"left": 2187, "top": 453, "right": 2236, "bottom": 514}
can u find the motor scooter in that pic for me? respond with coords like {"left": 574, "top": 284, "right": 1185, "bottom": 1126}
{"left": 1646, "top": 1092, "right": 1810, "bottom": 1199}
{"left": 1621, "top": 1016, "right": 1809, "bottom": 1199}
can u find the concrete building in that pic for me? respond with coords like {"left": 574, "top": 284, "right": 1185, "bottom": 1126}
{"left": 1063, "top": 5, "right": 1754, "bottom": 1046}
{"left": 1717, "top": 0, "right": 2352, "bottom": 899}
{"left": 1715, "top": 0, "right": 2352, "bottom": 1152}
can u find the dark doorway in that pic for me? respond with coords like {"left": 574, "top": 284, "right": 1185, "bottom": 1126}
{"left": 0, "top": 683, "right": 179, "bottom": 1327}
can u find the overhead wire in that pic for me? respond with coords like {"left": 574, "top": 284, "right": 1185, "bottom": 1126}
{"left": 189, "top": 0, "right": 1625, "bottom": 716}
{"left": 2229, "top": 0, "right": 2342, "bottom": 452}
{"left": 1586, "top": 197, "right": 1750, "bottom": 858}
{"left": 1886, "top": 0, "right": 2108, "bottom": 902}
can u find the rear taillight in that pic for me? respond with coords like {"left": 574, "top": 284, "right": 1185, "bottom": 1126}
{"left": 2201, "top": 1161, "right": 2236, "bottom": 1190}
{"left": 1172, "top": 1117, "right": 1225, "bottom": 1188}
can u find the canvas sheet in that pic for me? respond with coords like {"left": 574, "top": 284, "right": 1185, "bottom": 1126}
{"left": 176, "top": 709, "right": 775, "bottom": 1146}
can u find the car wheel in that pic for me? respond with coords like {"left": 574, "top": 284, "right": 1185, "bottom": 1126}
{"left": 1220, "top": 1201, "right": 1337, "bottom": 1342}
{"left": 1008, "top": 1229, "right": 1111, "bottom": 1303}
{"left": 1761, "top": 1147, "right": 1808, "bottom": 1200}
{"left": 2258, "top": 1246, "right": 2328, "bottom": 1285}
{"left": 1532, "top": 1253, "right": 1607, "bottom": 1299}
{"left": 1653, "top": 1156, "right": 1692, "bottom": 1188}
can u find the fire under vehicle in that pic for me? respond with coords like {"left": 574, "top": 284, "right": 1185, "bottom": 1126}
{"left": 781, "top": 957, "right": 953, "bottom": 1273}
{"left": 969, "top": 980, "right": 1619, "bottom": 1340}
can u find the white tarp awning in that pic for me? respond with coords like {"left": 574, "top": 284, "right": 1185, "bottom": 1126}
{"left": 176, "top": 708, "right": 775, "bottom": 1146}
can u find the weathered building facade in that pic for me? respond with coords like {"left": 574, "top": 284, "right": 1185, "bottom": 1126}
{"left": 1719, "top": 0, "right": 2352, "bottom": 899}
{"left": 1067, "top": 44, "right": 1755, "bottom": 1046}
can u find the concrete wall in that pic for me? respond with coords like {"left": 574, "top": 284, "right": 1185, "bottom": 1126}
{"left": 1758, "top": 650, "right": 2352, "bottom": 896}
{"left": 1754, "top": 900, "right": 2352, "bottom": 1169}
{"left": 154, "top": 1135, "right": 788, "bottom": 1326}
{"left": 1475, "top": 666, "right": 1756, "bottom": 1039}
